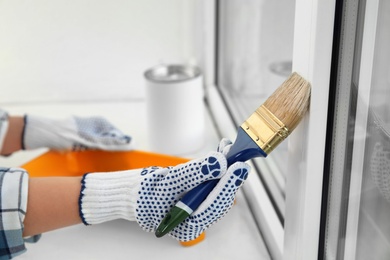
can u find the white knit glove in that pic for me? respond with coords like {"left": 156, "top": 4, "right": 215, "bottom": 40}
{"left": 23, "top": 114, "right": 133, "bottom": 151}
{"left": 79, "top": 139, "right": 250, "bottom": 241}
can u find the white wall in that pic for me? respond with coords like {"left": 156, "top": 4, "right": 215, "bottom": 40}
{"left": 0, "top": 0, "right": 197, "bottom": 103}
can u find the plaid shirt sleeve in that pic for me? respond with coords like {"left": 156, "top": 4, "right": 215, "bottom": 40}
{"left": 0, "top": 168, "right": 29, "bottom": 260}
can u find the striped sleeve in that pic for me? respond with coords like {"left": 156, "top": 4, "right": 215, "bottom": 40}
{"left": 0, "top": 168, "right": 29, "bottom": 260}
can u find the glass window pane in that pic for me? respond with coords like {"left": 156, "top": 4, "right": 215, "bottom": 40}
{"left": 218, "top": 0, "right": 296, "bottom": 219}
{"left": 323, "top": 0, "right": 390, "bottom": 259}
{"left": 355, "top": 1, "right": 390, "bottom": 258}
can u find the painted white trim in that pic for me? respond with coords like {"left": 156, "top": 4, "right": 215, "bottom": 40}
{"left": 265, "top": 154, "right": 286, "bottom": 195}
{"left": 284, "top": 0, "right": 336, "bottom": 259}
{"left": 343, "top": 0, "right": 380, "bottom": 259}
{"left": 207, "top": 84, "right": 283, "bottom": 260}
{"left": 245, "top": 160, "right": 284, "bottom": 260}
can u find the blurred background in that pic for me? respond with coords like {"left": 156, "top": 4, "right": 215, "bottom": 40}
{"left": 1, "top": 1, "right": 390, "bottom": 260}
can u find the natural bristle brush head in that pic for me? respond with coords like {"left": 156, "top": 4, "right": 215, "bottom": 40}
{"left": 263, "top": 72, "right": 311, "bottom": 131}
{"left": 241, "top": 72, "right": 311, "bottom": 155}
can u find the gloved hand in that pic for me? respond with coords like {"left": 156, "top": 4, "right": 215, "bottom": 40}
{"left": 23, "top": 114, "right": 133, "bottom": 151}
{"left": 79, "top": 139, "right": 250, "bottom": 241}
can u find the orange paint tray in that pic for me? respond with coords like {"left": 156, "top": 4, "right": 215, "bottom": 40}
{"left": 21, "top": 150, "right": 189, "bottom": 177}
{"left": 21, "top": 150, "right": 206, "bottom": 246}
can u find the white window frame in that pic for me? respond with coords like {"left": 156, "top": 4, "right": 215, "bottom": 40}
{"left": 199, "top": 0, "right": 337, "bottom": 259}
{"left": 284, "top": 0, "right": 336, "bottom": 259}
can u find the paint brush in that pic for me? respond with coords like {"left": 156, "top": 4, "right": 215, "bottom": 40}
{"left": 155, "top": 72, "right": 311, "bottom": 238}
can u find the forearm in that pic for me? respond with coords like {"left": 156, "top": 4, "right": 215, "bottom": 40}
{"left": 23, "top": 176, "right": 83, "bottom": 237}
{"left": 1, "top": 116, "right": 24, "bottom": 155}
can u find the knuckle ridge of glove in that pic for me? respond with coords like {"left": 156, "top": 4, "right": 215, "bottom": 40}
{"left": 227, "top": 162, "right": 250, "bottom": 188}
{"left": 199, "top": 152, "right": 227, "bottom": 180}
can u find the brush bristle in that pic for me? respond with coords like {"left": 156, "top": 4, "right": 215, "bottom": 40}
{"left": 263, "top": 72, "right": 311, "bottom": 131}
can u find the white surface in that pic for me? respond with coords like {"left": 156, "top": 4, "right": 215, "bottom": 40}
{"left": 0, "top": 0, "right": 198, "bottom": 103}
{"left": 18, "top": 192, "right": 265, "bottom": 260}
{"left": 284, "top": 0, "right": 335, "bottom": 259}
{"left": 0, "top": 101, "right": 270, "bottom": 260}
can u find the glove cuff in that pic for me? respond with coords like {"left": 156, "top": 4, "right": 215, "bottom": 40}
{"left": 79, "top": 170, "right": 143, "bottom": 225}
{"left": 23, "top": 115, "right": 75, "bottom": 150}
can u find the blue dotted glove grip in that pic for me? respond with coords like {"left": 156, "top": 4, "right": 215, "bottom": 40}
{"left": 171, "top": 162, "right": 249, "bottom": 241}
{"left": 135, "top": 151, "right": 249, "bottom": 241}
{"left": 136, "top": 152, "right": 227, "bottom": 232}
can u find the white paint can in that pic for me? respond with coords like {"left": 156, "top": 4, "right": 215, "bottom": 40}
{"left": 144, "top": 64, "right": 205, "bottom": 155}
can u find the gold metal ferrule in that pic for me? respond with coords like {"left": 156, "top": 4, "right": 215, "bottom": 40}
{"left": 241, "top": 105, "right": 290, "bottom": 155}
